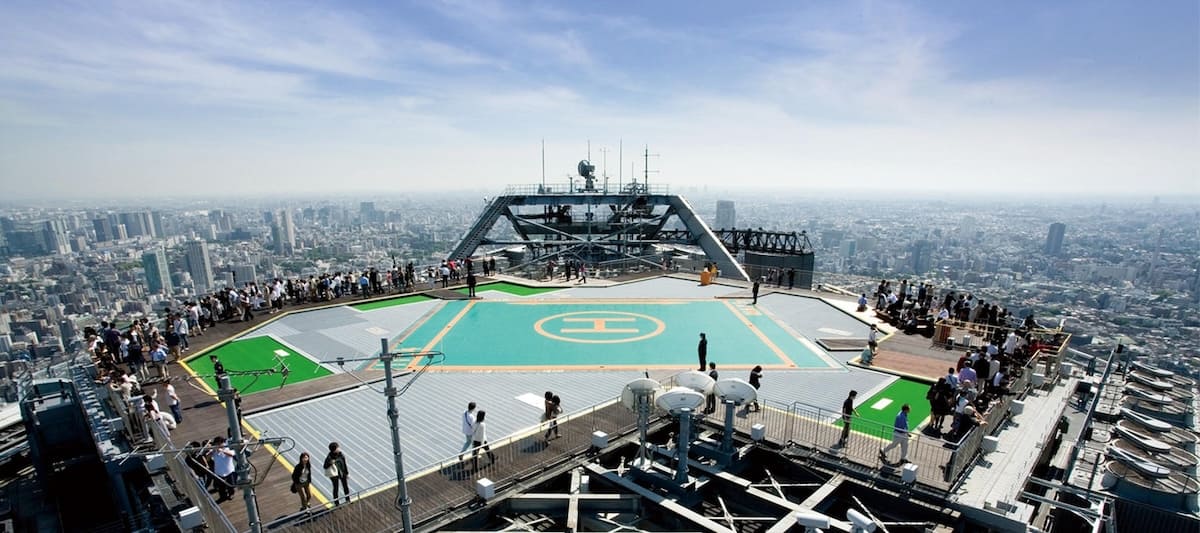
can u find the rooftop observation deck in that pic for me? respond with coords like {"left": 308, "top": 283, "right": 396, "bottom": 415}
{"left": 116, "top": 273, "right": 1072, "bottom": 532}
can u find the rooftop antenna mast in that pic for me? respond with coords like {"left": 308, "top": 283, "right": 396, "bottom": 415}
{"left": 618, "top": 139, "right": 623, "bottom": 191}
{"left": 643, "top": 145, "right": 660, "bottom": 191}
{"left": 600, "top": 147, "right": 610, "bottom": 192}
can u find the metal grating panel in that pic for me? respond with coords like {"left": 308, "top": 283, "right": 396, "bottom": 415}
{"left": 247, "top": 370, "right": 644, "bottom": 495}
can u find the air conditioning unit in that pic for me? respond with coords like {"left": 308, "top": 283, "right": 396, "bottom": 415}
{"left": 144, "top": 454, "right": 166, "bottom": 473}
{"left": 177, "top": 507, "right": 203, "bottom": 530}
{"left": 476, "top": 478, "right": 495, "bottom": 499}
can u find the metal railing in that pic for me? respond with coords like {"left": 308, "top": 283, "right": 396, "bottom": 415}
{"left": 713, "top": 399, "right": 954, "bottom": 487}
{"left": 146, "top": 418, "right": 239, "bottom": 533}
{"left": 503, "top": 183, "right": 671, "bottom": 196}
{"left": 274, "top": 400, "right": 639, "bottom": 533}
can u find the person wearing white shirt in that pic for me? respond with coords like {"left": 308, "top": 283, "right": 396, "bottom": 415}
{"left": 470, "top": 410, "right": 497, "bottom": 468}
{"left": 458, "top": 402, "right": 477, "bottom": 459}
{"left": 210, "top": 437, "right": 237, "bottom": 502}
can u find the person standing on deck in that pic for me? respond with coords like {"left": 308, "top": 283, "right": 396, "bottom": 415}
{"left": 291, "top": 452, "right": 313, "bottom": 511}
{"left": 752, "top": 278, "right": 761, "bottom": 305}
{"left": 747, "top": 365, "right": 763, "bottom": 412}
{"left": 704, "top": 363, "right": 719, "bottom": 414}
{"left": 837, "top": 390, "right": 859, "bottom": 447}
{"left": 458, "top": 401, "right": 477, "bottom": 460}
{"left": 879, "top": 404, "right": 911, "bottom": 463}
{"left": 697, "top": 333, "right": 708, "bottom": 371}
{"left": 323, "top": 442, "right": 351, "bottom": 504}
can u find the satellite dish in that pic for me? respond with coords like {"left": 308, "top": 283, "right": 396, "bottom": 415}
{"left": 714, "top": 378, "right": 757, "bottom": 405}
{"left": 1115, "top": 425, "right": 1172, "bottom": 454}
{"left": 621, "top": 378, "right": 664, "bottom": 409}
{"left": 1120, "top": 407, "right": 1172, "bottom": 433}
{"left": 675, "top": 370, "right": 715, "bottom": 395}
{"left": 577, "top": 159, "right": 595, "bottom": 179}
{"left": 656, "top": 387, "right": 705, "bottom": 414}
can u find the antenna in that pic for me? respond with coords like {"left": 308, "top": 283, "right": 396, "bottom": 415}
{"left": 643, "top": 145, "right": 660, "bottom": 189}
{"left": 600, "top": 147, "right": 610, "bottom": 193}
{"left": 618, "top": 139, "right": 623, "bottom": 191}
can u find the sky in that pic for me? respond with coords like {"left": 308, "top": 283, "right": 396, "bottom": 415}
{"left": 0, "top": 0, "right": 1197, "bottom": 198}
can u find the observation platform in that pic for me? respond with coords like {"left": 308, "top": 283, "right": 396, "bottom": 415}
{"left": 162, "top": 274, "right": 998, "bottom": 530}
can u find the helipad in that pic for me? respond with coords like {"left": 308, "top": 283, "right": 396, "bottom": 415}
{"left": 391, "top": 299, "right": 838, "bottom": 369}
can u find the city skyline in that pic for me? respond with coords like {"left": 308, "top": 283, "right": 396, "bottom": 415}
{"left": 1, "top": 1, "right": 1197, "bottom": 198}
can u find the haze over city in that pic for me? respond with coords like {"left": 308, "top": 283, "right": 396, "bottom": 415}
{"left": 1, "top": 0, "right": 1197, "bottom": 198}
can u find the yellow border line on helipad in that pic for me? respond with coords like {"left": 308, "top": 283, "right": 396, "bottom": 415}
{"left": 408, "top": 299, "right": 477, "bottom": 369}
{"left": 719, "top": 299, "right": 796, "bottom": 367}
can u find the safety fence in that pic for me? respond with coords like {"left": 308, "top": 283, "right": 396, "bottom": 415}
{"left": 146, "top": 419, "right": 239, "bottom": 533}
{"left": 273, "top": 400, "right": 639, "bottom": 533}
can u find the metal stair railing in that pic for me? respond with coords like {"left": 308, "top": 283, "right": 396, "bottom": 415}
{"left": 450, "top": 197, "right": 511, "bottom": 259}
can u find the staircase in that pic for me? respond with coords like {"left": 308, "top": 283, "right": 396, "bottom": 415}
{"left": 448, "top": 196, "right": 513, "bottom": 260}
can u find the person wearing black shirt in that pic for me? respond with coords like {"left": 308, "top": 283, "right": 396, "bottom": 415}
{"left": 837, "top": 390, "right": 859, "bottom": 447}
{"left": 697, "top": 333, "right": 708, "bottom": 371}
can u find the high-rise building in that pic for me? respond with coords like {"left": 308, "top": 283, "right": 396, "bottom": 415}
{"left": 184, "top": 240, "right": 214, "bottom": 293}
{"left": 911, "top": 239, "right": 934, "bottom": 275}
{"left": 714, "top": 200, "right": 736, "bottom": 229}
{"left": 229, "top": 264, "right": 257, "bottom": 286}
{"left": 1045, "top": 222, "right": 1066, "bottom": 256}
{"left": 92, "top": 217, "right": 113, "bottom": 242}
{"left": 119, "top": 212, "right": 148, "bottom": 237}
{"left": 840, "top": 239, "right": 857, "bottom": 258}
{"left": 279, "top": 209, "right": 296, "bottom": 255}
{"left": 141, "top": 247, "right": 172, "bottom": 294}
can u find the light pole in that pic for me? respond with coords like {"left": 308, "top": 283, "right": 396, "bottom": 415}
{"left": 334, "top": 339, "right": 444, "bottom": 533}
{"left": 217, "top": 372, "right": 261, "bottom": 533}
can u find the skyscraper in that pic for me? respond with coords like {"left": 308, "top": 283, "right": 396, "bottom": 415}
{"left": 141, "top": 247, "right": 172, "bottom": 294}
{"left": 1045, "top": 222, "right": 1066, "bottom": 256}
{"left": 279, "top": 209, "right": 296, "bottom": 255}
{"left": 184, "top": 240, "right": 214, "bottom": 293}
{"left": 715, "top": 200, "right": 736, "bottom": 229}
{"left": 911, "top": 239, "right": 934, "bottom": 275}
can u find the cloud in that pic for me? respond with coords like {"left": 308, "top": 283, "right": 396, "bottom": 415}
{"left": 0, "top": 1, "right": 1194, "bottom": 198}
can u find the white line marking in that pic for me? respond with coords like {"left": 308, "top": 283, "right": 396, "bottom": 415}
{"left": 516, "top": 393, "right": 544, "bottom": 409}
{"left": 274, "top": 349, "right": 290, "bottom": 357}
{"left": 870, "top": 398, "right": 893, "bottom": 410}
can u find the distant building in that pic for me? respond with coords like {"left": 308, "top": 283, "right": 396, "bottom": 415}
{"left": 280, "top": 209, "right": 296, "bottom": 255}
{"left": 714, "top": 200, "right": 736, "bottom": 229}
{"left": 840, "top": 239, "right": 857, "bottom": 258}
{"left": 183, "top": 240, "right": 214, "bottom": 293}
{"left": 141, "top": 247, "right": 172, "bottom": 294}
{"left": 1045, "top": 222, "right": 1066, "bottom": 256}
{"left": 229, "top": 264, "right": 257, "bottom": 286}
{"left": 911, "top": 239, "right": 933, "bottom": 275}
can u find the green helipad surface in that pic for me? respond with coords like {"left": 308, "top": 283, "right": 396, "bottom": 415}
{"left": 185, "top": 336, "right": 332, "bottom": 395}
{"left": 837, "top": 378, "right": 932, "bottom": 438}
{"left": 350, "top": 294, "right": 433, "bottom": 311}
{"left": 453, "top": 281, "right": 563, "bottom": 297}
{"left": 394, "top": 299, "right": 834, "bottom": 369}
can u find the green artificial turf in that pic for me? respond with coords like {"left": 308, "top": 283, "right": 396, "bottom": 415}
{"left": 186, "top": 336, "right": 332, "bottom": 395}
{"left": 837, "top": 379, "right": 933, "bottom": 438}
{"left": 350, "top": 294, "right": 434, "bottom": 311}
{"left": 453, "top": 281, "right": 562, "bottom": 297}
